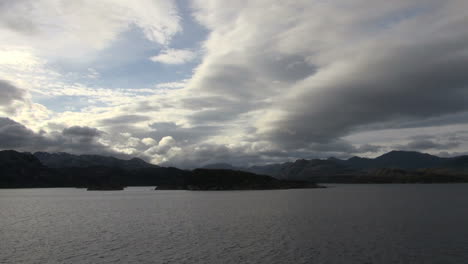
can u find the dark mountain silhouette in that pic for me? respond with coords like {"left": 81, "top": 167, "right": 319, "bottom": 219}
{"left": 176, "top": 150, "right": 468, "bottom": 183}
{"left": 0, "top": 150, "right": 316, "bottom": 189}
{"left": 34, "top": 152, "right": 158, "bottom": 170}
{"left": 249, "top": 163, "right": 291, "bottom": 178}
{"left": 234, "top": 150, "right": 468, "bottom": 183}
{"left": 443, "top": 155, "right": 468, "bottom": 169}
{"left": 202, "top": 163, "right": 238, "bottom": 170}
{"left": 2, "top": 149, "right": 468, "bottom": 187}
{"left": 274, "top": 159, "right": 356, "bottom": 182}
{"left": 0, "top": 150, "right": 44, "bottom": 169}
{"left": 350, "top": 150, "right": 446, "bottom": 169}
{"left": 0, "top": 150, "right": 57, "bottom": 188}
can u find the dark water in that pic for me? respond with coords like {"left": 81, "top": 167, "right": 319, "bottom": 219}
{"left": 1, "top": 184, "right": 468, "bottom": 264}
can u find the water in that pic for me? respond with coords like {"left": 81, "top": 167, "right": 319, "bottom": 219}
{"left": 1, "top": 184, "right": 468, "bottom": 264}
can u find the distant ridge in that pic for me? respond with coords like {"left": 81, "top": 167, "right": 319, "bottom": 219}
{"left": 205, "top": 150, "right": 468, "bottom": 183}
{"left": 202, "top": 163, "right": 237, "bottom": 170}
{"left": 34, "top": 152, "right": 158, "bottom": 170}
{"left": 0, "top": 150, "right": 315, "bottom": 189}
{"left": 2, "top": 149, "right": 468, "bottom": 186}
{"left": 366, "top": 150, "right": 445, "bottom": 169}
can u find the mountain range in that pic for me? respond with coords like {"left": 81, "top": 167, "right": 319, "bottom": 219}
{"left": 1, "top": 149, "right": 468, "bottom": 188}
{"left": 0, "top": 150, "right": 316, "bottom": 189}
{"left": 204, "top": 151, "right": 468, "bottom": 183}
{"left": 34, "top": 152, "right": 158, "bottom": 170}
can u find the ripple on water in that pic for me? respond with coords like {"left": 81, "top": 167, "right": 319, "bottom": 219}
{"left": 1, "top": 185, "right": 468, "bottom": 264}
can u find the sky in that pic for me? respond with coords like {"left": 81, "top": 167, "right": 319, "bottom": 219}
{"left": 1, "top": 0, "right": 468, "bottom": 168}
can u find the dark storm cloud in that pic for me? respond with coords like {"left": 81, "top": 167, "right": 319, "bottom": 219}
{"left": 0, "top": 117, "right": 38, "bottom": 148}
{"left": 254, "top": 54, "right": 317, "bottom": 83}
{"left": 380, "top": 112, "right": 468, "bottom": 130}
{"left": 354, "top": 144, "right": 383, "bottom": 153}
{"left": 394, "top": 134, "right": 464, "bottom": 152}
{"left": 269, "top": 33, "right": 468, "bottom": 147}
{"left": 61, "top": 126, "right": 105, "bottom": 146}
{"left": 406, "top": 139, "right": 447, "bottom": 151}
{"left": 62, "top": 126, "right": 103, "bottom": 137}
{"left": 0, "top": 117, "right": 121, "bottom": 156}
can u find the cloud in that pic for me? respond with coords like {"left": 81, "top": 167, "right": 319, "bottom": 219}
{"left": 393, "top": 133, "right": 465, "bottom": 152}
{"left": 146, "top": 122, "right": 221, "bottom": 145}
{"left": 0, "top": 79, "right": 25, "bottom": 106}
{"left": 2, "top": 0, "right": 468, "bottom": 167}
{"left": 155, "top": 79, "right": 188, "bottom": 89}
{"left": 99, "top": 115, "right": 150, "bottom": 126}
{"left": 266, "top": 32, "right": 468, "bottom": 146}
{"left": 62, "top": 126, "right": 103, "bottom": 138}
{"left": 141, "top": 137, "right": 157, "bottom": 146}
{"left": 183, "top": 1, "right": 468, "bottom": 152}
{"left": 354, "top": 144, "right": 383, "bottom": 154}
{"left": 0, "top": 79, "right": 39, "bottom": 118}
{"left": 0, "top": 117, "right": 38, "bottom": 148}
{"left": 144, "top": 136, "right": 176, "bottom": 156}
{"left": 0, "top": 117, "right": 124, "bottom": 156}
{"left": 150, "top": 49, "right": 196, "bottom": 64}
{"left": 0, "top": 0, "right": 37, "bottom": 34}
{"left": 405, "top": 139, "right": 447, "bottom": 151}
{"left": 158, "top": 136, "right": 176, "bottom": 147}
{"left": 0, "top": 0, "right": 181, "bottom": 59}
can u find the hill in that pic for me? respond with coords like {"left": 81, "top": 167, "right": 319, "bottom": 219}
{"left": 239, "top": 150, "right": 468, "bottom": 183}
{"left": 0, "top": 150, "right": 315, "bottom": 190}
{"left": 34, "top": 152, "right": 158, "bottom": 170}
{"left": 3, "top": 149, "right": 468, "bottom": 186}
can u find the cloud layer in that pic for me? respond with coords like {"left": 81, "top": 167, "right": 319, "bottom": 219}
{"left": 1, "top": 0, "right": 468, "bottom": 167}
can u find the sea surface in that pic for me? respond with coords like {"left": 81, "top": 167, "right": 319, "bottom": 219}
{"left": 1, "top": 184, "right": 468, "bottom": 264}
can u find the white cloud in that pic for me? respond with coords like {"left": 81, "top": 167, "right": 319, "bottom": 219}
{"left": 159, "top": 136, "right": 176, "bottom": 147}
{"left": 0, "top": 0, "right": 184, "bottom": 129}
{"left": 155, "top": 79, "right": 188, "bottom": 89}
{"left": 0, "top": 0, "right": 181, "bottom": 59}
{"left": 150, "top": 49, "right": 196, "bottom": 64}
{"left": 141, "top": 137, "right": 157, "bottom": 146}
